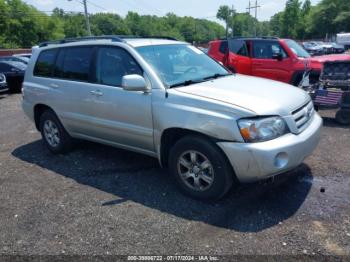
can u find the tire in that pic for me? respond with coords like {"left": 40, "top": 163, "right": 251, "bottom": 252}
{"left": 39, "top": 110, "right": 73, "bottom": 154}
{"left": 169, "top": 135, "right": 234, "bottom": 200}
{"left": 335, "top": 109, "right": 350, "bottom": 125}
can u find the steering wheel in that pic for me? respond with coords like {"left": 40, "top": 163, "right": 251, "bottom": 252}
{"left": 183, "top": 67, "right": 198, "bottom": 74}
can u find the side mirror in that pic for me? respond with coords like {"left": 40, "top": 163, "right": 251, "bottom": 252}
{"left": 122, "top": 74, "right": 149, "bottom": 92}
{"left": 272, "top": 53, "right": 283, "bottom": 61}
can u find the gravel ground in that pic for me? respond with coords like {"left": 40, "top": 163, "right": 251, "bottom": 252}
{"left": 0, "top": 94, "right": 349, "bottom": 256}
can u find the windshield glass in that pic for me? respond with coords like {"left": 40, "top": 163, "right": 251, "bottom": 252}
{"left": 136, "top": 44, "right": 229, "bottom": 87}
{"left": 285, "top": 39, "right": 310, "bottom": 58}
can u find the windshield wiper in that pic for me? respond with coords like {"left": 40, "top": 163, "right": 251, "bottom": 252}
{"left": 203, "top": 73, "right": 232, "bottom": 81}
{"left": 169, "top": 79, "right": 205, "bottom": 88}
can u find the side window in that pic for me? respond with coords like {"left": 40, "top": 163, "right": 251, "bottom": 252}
{"left": 58, "top": 47, "right": 94, "bottom": 82}
{"left": 95, "top": 47, "right": 143, "bottom": 87}
{"left": 34, "top": 49, "right": 57, "bottom": 77}
{"left": 228, "top": 40, "right": 249, "bottom": 57}
{"left": 219, "top": 41, "right": 228, "bottom": 54}
{"left": 253, "top": 41, "right": 288, "bottom": 59}
{"left": 271, "top": 43, "right": 288, "bottom": 58}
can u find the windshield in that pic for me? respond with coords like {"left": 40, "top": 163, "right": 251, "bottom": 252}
{"left": 136, "top": 44, "right": 230, "bottom": 87}
{"left": 285, "top": 39, "right": 310, "bottom": 58}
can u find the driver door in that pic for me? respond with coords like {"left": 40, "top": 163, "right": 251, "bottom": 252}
{"left": 87, "top": 46, "right": 154, "bottom": 152}
{"left": 251, "top": 40, "right": 292, "bottom": 83}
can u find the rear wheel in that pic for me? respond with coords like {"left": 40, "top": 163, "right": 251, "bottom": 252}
{"left": 39, "top": 110, "right": 73, "bottom": 154}
{"left": 335, "top": 109, "right": 350, "bottom": 125}
{"left": 169, "top": 135, "right": 234, "bottom": 200}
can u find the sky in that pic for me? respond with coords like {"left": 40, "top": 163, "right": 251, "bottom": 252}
{"left": 24, "top": 0, "right": 322, "bottom": 22}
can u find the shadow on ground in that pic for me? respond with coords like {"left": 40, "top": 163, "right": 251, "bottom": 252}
{"left": 322, "top": 116, "right": 350, "bottom": 129}
{"left": 12, "top": 140, "right": 313, "bottom": 232}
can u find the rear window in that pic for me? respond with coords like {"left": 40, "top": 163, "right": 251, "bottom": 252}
{"left": 34, "top": 49, "right": 58, "bottom": 77}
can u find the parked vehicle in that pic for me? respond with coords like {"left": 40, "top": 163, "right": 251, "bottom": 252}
{"left": 0, "top": 61, "right": 26, "bottom": 93}
{"left": 13, "top": 53, "right": 32, "bottom": 59}
{"left": 22, "top": 36, "right": 322, "bottom": 200}
{"left": 337, "top": 33, "right": 350, "bottom": 50}
{"left": 0, "top": 56, "right": 29, "bottom": 64}
{"left": 331, "top": 43, "right": 345, "bottom": 54}
{"left": 208, "top": 37, "right": 350, "bottom": 86}
{"left": 313, "top": 41, "right": 334, "bottom": 54}
{"left": 302, "top": 42, "right": 324, "bottom": 56}
{"left": 0, "top": 73, "right": 8, "bottom": 93}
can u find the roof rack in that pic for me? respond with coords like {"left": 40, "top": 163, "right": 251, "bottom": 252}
{"left": 38, "top": 35, "right": 124, "bottom": 47}
{"left": 116, "top": 35, "right": 178, "bottom": 41}
{"left": 38, "top": 35, "right": 178, "bottom": 47}
{"left": 219, "top": 36, "right": 279, "bottom": 41}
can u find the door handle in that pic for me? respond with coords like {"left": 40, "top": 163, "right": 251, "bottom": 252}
{"left": 90, "top": 90, "right": 103, "bottom": 96}
{"left": 49, "top": 83, "right": 59, "bottom": 88}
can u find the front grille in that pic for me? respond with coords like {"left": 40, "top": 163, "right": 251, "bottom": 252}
{"left": 292, "top": 100, "right": 315, "bottom": 133}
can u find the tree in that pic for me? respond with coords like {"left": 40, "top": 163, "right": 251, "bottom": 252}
{"left": 281, "top": 0, "right": 301, "bottom": 38}
{"left": 217, "top": 5, "right": 233, "bottom": 38}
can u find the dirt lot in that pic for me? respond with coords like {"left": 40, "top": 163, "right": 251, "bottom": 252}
{"left": 0, "top": 94, "right": 349, "bottom": 256}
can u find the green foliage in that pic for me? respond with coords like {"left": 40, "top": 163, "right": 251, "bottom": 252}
{"left": 271, "top": 0, "right": 350, "bottom": 40}
{"left": 1, "top": 0, "right": 350, "bottom": 48}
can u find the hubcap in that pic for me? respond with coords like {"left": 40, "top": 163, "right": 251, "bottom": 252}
{"left": 177, "top": 150, "right": 214, "bottom": 191}
{"left": 43, "top": 120, "right": 60, "bottom": 147}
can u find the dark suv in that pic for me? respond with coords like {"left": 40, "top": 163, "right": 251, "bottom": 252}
{"left": 208, "top": 37, "right": 350, "bottom": 86}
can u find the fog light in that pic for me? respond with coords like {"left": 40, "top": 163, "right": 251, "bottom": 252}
{"left": 274, "top": 152, "right": 288, "bottom": 169}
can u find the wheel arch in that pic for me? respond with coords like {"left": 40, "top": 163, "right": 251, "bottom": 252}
{"left": 159, "top": 127, "right": 233, "bottom": 169}
{"left": 33, "top": 104, "right": 55, "bottom": 131}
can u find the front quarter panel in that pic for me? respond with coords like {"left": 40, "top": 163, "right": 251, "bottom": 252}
{"left": 152, "top": 88, "right": 255, "bottom": 157}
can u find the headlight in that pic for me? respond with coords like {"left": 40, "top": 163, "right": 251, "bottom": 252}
{"left": 238, "top": 116, "right": 289, "bottom": 142}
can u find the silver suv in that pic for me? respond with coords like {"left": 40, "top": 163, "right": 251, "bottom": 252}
{"left": 22, "top": 36, "right": 322, "bottom": 200}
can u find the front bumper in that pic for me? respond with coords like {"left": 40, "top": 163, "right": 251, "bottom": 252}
{"left": 217, "top": 113, "right": 323, "bottom": 183}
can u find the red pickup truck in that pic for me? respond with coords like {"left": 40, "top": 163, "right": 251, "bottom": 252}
{"left": 208, "top": 37, "right": 350, "bottom": 86}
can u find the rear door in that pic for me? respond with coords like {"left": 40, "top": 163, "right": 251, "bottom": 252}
{"left": 227, "top": 39, "right": 252, "bottom": 75}
{"left": 251, "top": 40, "right": 292, "bottom": 83}
{"left": 37, "top": 46, "right": 98, "bottom": 135}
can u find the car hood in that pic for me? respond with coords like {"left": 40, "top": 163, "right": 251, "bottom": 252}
{"left": 174, "top": 74, "right": 310, "bottom": 116}
{"left": 310, "top": 54, "right": 350, "bottom": 63}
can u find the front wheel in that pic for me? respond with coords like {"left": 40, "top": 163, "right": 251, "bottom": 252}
{"left": 169, "top": 136, "right": 234, "bottom": 200}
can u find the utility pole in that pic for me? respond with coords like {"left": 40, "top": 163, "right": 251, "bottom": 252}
{"left": 83, "top": 0, "right": 92, "bottom": 36}
{"left": 246, "top": 0, "right": 260, "bottom": 37}
{"left": 68, "top": 0, "right": 92, "bottom": 36}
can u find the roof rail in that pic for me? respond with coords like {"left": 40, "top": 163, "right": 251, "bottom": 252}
{"left": 38, "top": 35, "right": 124, "bottom": 47}
{"left": 218, "top": 36, "right": 279, "bottom": 41}
{"left": 116, "top": 35, "right": 178, "bottom": 41}
{"left": 38, "top": 35, "right": 179, "bottom": 47}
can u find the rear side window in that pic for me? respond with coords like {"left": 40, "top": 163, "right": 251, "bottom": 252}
{"left": 34, "top": 49, "right": 57, "bottom": 77}
{"left": 55, "top": 47, "right": 94, "bottom": 82}
{"left": 219, "top": 41, "right": 228, "bottom": 54}
{"left": 95, "top": 47, "right": 142, "bottom": 87}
